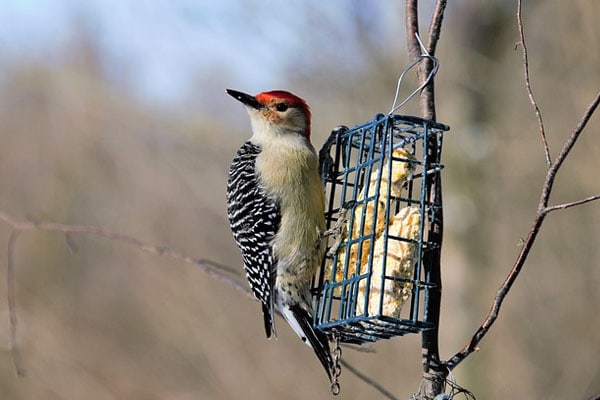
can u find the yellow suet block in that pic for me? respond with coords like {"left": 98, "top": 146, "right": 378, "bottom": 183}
{"left": 326, "top": 147, "right": 418, "bottom": 316}
{"left": 356, "top": 206, "right": 420, "bottom": 317}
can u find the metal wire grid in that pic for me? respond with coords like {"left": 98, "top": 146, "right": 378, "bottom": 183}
{"left": 314, "top": 114, "right": 449, "bottom": 344}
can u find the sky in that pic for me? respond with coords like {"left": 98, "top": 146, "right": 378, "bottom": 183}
{"left": 0, "top": 0, "right": 383, "bottom": 105}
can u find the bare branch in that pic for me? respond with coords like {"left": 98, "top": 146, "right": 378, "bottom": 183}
{"left": 539, "top": 91, "right": 600, "bottom": 210}
{"left": 405, "top": 0, "right": 447, "bottom": 121}
{"left": 0, "top": 209, "right": 393, "bottom": 394}
{"left": 7, "top": 230, "right": 26, "bottom": 377}
{"left": 405, "top": 0, "right": 421, "bottom": 64}
{"left": 447, "top": 211, "right": 545, "bottom": 370}
{"left": 405, "top": 3, "right": 450, "bottom": 399}
{"left": 544, "top": 194, "right": 600, "bottom": 214}
{"left": 426, "top": 0, "right": 447, "bottom": 56}
{"left": 419, "top": 0, "right": 447, "bottom": 121}
{"left": 517, "top": 0, "right": 551, "bottom": 166}
{"left": 447, "top": 90, "right": 600, "bottom": 371}
{"left": 340, "top": 359, "right": 399, "bottom": 400}
{"left": 0, "top": 210, "right": 249, "bottom": 296}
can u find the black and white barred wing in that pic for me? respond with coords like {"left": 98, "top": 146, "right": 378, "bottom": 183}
{"left": 226, "top": 141, "right": 280, "bottom": 338}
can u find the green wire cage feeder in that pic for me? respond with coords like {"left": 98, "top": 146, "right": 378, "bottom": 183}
{"left": 314, "top": 113, "right": 449, "bottom": 344}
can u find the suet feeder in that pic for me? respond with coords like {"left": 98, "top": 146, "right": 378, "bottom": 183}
{"left": 314, "top": 113, "right": 449, "bottom": 344}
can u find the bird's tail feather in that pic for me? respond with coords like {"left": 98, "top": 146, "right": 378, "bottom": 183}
{"left": 289, "top": 304, "right": 333, "bottom": 382}
{"left": 262, "top": 302, "right": 276, "bottom": 338}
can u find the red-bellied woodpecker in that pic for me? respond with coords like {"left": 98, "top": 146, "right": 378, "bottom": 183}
{"left": 225, "top": 89, "right": 333, "bottom": 382}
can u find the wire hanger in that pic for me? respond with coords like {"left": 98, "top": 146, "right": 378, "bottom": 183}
{"left": 389, "top": 33, "right": 440, "bottom": 114}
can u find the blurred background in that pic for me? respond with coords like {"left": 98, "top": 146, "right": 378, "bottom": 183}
{"left": 0, "top": 1, "right": 599, "bottom": 399}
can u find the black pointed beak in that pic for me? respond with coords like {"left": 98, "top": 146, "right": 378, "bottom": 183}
{"left": 226, "top": 89, "right": 264, "bottom": 110}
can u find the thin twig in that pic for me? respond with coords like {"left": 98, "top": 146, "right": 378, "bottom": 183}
{"left": 0, "top": 210, "right": 249, "bottom": 297}
{"left": 544, "top": 194, "right": 600, "bottom": 213}
{"left": 0, "top": 209, "right": 391, "bottom": 395}
{"left": 340, "top": 359, "right": 399, "bottom": 400}
{"left": 517, "top": 0, "right": 551, "bottom": 166}
{"left": 7, "top": 230, "right": 25, "bottom": 377}
{"left": 446, "top": 211, "right": 545, "bottom": 370}
{"left": 447, "top": 91, "right": 600, "bottom": 370}
{"left": 539, "top": 91, "right": 600, "bottom": 210}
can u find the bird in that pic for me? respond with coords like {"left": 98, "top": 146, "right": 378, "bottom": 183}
{"left": 225, "top": 88, "right": 333, "bottom": 382}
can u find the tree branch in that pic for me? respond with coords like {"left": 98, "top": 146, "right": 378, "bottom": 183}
{"left": 405, "top": 1, "right": 421, "bottom": 66}
{"left": 517, "top": 0, "right": 551, "bottom": 166}
{"left": 405, "top": 2, "right": 448, "bottom": 399}
{"left": 446, "top": 212, "right": 545, "bottom": 369}
{"left": 426, "top": 0, "right": 447, "bottom": 56}
{"left": 539, "top": 91, "right": 600, "bottom": 210}
{"left": 405, "top": 0, "right": 447, "bottom": 121}
{"left": 0, "top": 209, "right": 398, "bottom": 397}
{"left": 0, "top": 210, "right": 249, "bottom": 296}
{"left": 447, "top": 90, "right": 600, "bottom": 370}
{"left": 6, "top": 230, "right": 25, "bottom": 377}
{"left": 340, "top": 359, "right": 399, "bottom": 400}
{"left": 419, "top": 0, "right": 447, "bottom": 121}
{"left": 544, "top": 194, "right": 600, "bottom": 214}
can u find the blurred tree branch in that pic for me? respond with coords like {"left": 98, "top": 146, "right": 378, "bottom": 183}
{"left": 6, "top": 230, "right": 25, "bottom": 377}
{"left": 0, "top": 210, "right": 248, "bottom": 295}
{"left": 0, "top": 210, "right": 399, "bottom": 398}
{"left": 0, "top": 210, "right": 248, "bottom": 378}
{"left": 340, "top": 359, "right": 398, "bottom": 400}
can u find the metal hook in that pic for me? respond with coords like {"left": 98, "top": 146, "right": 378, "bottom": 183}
{"left": 389, "top": 33, "right": 440, "bottom": 114}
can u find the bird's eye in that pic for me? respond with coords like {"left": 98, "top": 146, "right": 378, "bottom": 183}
{"left": 275, "top": 103, "right": 289, "bottom": 112}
